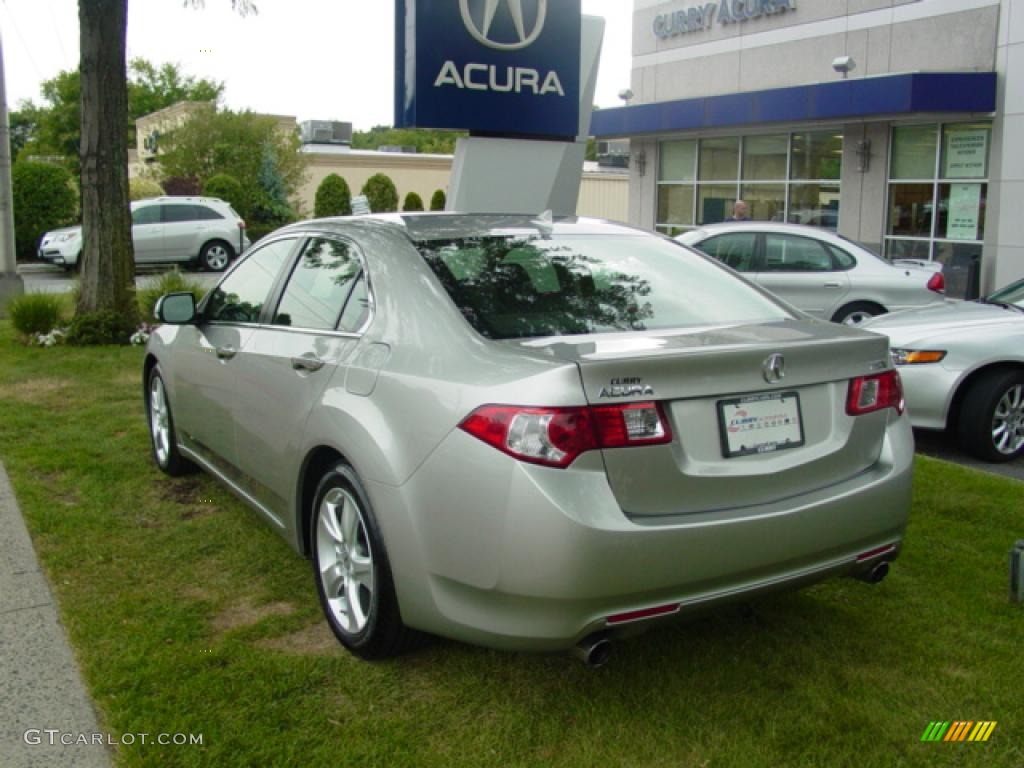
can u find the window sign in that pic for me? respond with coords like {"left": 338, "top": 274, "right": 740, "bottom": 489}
{"left": 944, "top": 129, "right": 988, "bottom": 179}
{"left": 947, "top": 184, "right": 982, "bottom": 241}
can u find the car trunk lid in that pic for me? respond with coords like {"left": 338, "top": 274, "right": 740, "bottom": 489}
{"left": 517, "top": 319, "right": 894, "bottom": 517}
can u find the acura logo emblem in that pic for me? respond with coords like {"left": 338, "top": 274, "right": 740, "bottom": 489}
{"left": 460, "top": 0, "right": 548, "bottom": 51}
{"left": 762, "top": 353, "right": 785, "bottom": 384}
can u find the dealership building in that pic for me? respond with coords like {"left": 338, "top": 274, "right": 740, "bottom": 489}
{"left": 592, "top": 0, "right": 1023, "bottom": 298}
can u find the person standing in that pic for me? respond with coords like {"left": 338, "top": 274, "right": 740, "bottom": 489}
{"left": 726, "top": 200, "right": 751, "bottom": 221}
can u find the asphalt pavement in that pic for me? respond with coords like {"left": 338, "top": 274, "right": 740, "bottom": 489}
{"left": 17, "top": 263, "right": 219, "bottom": 295}
{"left": 913, "top": 429, "right": 1024, "bottom": 483}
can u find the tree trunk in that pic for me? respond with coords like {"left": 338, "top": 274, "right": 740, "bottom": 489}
{"left": 76, "top": 0, "right": 136, "bottom": 320}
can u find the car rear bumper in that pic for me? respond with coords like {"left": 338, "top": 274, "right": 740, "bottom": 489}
{"left": 372, "top": 414, "right": 914, "bottom": 652}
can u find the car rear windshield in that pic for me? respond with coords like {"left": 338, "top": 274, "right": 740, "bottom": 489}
{"left": 417, "top": 234, "right": 791, "bottom": 340}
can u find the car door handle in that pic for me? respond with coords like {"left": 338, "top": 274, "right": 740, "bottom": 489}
{"left": 823, "top": 282, "right": 842, "bottom": 288}
{"left": 215, "top": 345, "right": 238, "bottom": 360}
{"left": 291, "top": 354, "right": 325, "bottom": 373}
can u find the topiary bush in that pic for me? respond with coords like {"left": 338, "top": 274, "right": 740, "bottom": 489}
{"left": 11, "top": 161, "right": 78, "bottom": 260}
{"left": 361, "top": 173, "right": 399, "bottom": 213}
{"left": 314, "top": 173, "right": 352, "bottom": 218}
{"left": 129, "top": 177, "right": 164, "bottom": 201}
{"left": 8, "top": 293, "right": 65, "bottom": 340}
{"left": 137, "top": 269, "right": 208, "bottom": 322}
{"left": 65, "top": 310, "right": 137, "bottom": 346}
{"left": 430, "top": 189, "right": 447, "bottom": 211}
{"left": 403, "top": 192, "right": 424, "bottom": 212}
{"left": 202, "top": 174, "right": 244, "bottom": 213}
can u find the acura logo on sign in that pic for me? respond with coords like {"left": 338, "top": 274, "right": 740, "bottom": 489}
{"left": 460, "top": 0, "right": 548, "bottom": 51}
{"left": 762, "top": 353, "right": 785, "bottom": 384}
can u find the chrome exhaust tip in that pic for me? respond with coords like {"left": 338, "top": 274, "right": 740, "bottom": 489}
{"left": 573, "top": 634, "right": 613, "bottom": 668}
{"left": 856, "top": 560, "right": 890, "bottom": 584}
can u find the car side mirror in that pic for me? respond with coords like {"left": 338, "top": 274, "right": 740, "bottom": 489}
{"left": 155, "top": 292, "right": 197, "bottom": 325}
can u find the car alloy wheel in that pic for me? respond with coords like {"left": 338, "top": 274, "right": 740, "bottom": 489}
{"left": 991, "top": 383, "right": 1024, "bottom": 457}
{"left": 316, "top": 487, "right": 375, "bottom": 634}
{"left": 201, "top": 242, "right": 232, "bottom": 271}
{"left": 841, "top": 310, "right": 876, "bottom": 326}
{"left": 959, "top": 370, "right": 1024, "bottom": 462}
{"left": 149, "top": 375, "right": 171, "bottom": 467}
{"left": 145, "top": 367, "right": 196, "bottom": 476}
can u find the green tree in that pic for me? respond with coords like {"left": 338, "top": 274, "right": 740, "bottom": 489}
{"left": 430, "top": 189, "right": 446, "bottom": 211}
{"left": 361, "top": 173, "right": 399, "bottom": 213}
{"left": 158, "top": 107, "right": 305, "bottom": 224}
{"left": 351, "top": 126, "right": 464, "bottom": 155}
{"left": 13, "top": 60, "right": 224, "bottom": 171}
{"left": 314, "top": 174, "right": 352, "bottom": 217}
{"left": 11, "top": 162, "right": 78, "bottom": 260}
{"left": 202, "top": 174, "right": 244, "bottom": 212}
{"left": 403, "top": 192, "right": 424, "bottom": 212}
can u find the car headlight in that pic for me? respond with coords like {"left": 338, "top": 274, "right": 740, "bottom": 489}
{"left": 890, "top": 349, "right": 947, "bottom": 366}
{"left": 56, "top": 231, "right": 81, "bottom": 242}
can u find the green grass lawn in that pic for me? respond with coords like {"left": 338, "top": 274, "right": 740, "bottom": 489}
{"left": 0, "top": 322, "right": 1021, "bottom": 768}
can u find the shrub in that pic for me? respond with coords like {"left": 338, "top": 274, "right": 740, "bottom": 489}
{"left": 65, "top": 310, "right": 137, "bottom": 346}
{"left": 11, "top": 161, "right": 78, "bottom": 260}
{"left": 8, "top": 293, "right": 65, "bottom": 340}
{"left": 162, "top": 176, "right": 201, "bottom": 196}
{"left": 245, "top": 224, "right": 279, "bottom": 245}
{"left": 403, "top": 192, "right": 424, "bottom": 212}
{"left": 430, "top": 189, "right": 447, "bottom": 211}
{"left": 361, "top": 173, "right": 399, "bottom": 213}
{"left": 137, "top": 269, "right": 208, "bottom": 322}
{"left": 314, "top": 174, "right": 352, "bottom": 218}
{"left": 129, "top": 177, "right": 164, "bottom": 201}
{"left": 202, "top": 174, "right": 244, "bottom": 212}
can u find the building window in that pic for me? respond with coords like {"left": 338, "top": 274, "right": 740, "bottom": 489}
{"left": 885, "top": 122, "right": 991, "bottom": 299}
{"left": 656, "top": 131, "right": 842, "bottom": 236}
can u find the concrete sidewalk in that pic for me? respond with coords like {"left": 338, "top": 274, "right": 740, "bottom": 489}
{"left": 0, "top": 461, "right": 111, "bottom": 768}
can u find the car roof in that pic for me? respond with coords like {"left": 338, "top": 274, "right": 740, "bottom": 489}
{"left": 274, "top": 213, "right": 651, "bottom": 242}
{"left": 682, "top": 221, "right": 845, "bottom": 242}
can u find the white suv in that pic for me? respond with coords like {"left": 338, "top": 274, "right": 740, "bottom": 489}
{"left": 38, "top": 196, "right": 251, "bottom": 272}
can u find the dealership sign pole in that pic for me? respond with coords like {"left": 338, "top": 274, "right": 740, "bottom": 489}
{"left": 394, "top": 0, "right": 603, "bottom": 215}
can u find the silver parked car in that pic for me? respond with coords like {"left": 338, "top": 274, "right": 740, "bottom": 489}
{"left": 38, "top": 196, "right": 250, "bottom": 272}
{"left": 864, "top": 278, "right": 1024, "bottom": 462}
{"left": 144, "top": 214, "right": 912, "bottom": 662}
{"left": 677, "top": 223, "right": 946, "bottom": 325}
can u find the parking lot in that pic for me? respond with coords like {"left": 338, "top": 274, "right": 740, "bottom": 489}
{"left": 18, "top": 262, "right": 220, "bottom": 296}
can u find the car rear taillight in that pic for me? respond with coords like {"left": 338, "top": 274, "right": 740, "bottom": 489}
{"left": 926, "top": 272, "right": 945, "bottom": 293}
{"left": 846, "top": 370, "right": 904, "bottom": 416}
{"left": 459, "top": 402, "right": 672, "bottom": 469}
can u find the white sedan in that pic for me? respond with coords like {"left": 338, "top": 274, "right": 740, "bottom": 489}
{"left": 678, "top": 223, "right": 946, "bottom": 325}
{"left": 864, "top": 278, "right": 1024, "bottom": 462}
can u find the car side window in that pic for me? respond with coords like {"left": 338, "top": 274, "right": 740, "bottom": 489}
{"left": 162, "top": 205, "right": 197, "bottom": 224}
{"left": 191, "top": 205, "right": 224, "bottom": 221}
{"left": 204, "top": 239, "right": 296, "bottom": 324}
{"left": 698, "top": 233, "right": 758, "bottom": 272}
{"left": 827, "top": 244, "right": 857, "bottom": 270}
{"left": 763, "top": 234, "right": 834, "bottom": 272}
{"left": 132, "top": 206, "right": 160, "bottom": 225}
{"left": 273, "top": 238, "right": 361, "bottom": 330}
{"left": 338, "top": 273, "right": 370, "bottom": 332}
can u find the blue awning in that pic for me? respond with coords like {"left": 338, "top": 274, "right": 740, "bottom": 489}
{"left": 591, "top": 72, "right": 997, "bottom": 138}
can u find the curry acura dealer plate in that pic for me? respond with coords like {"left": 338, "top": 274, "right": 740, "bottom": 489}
{"left": 718, "top": 392, "right": 805, "bottom": 458}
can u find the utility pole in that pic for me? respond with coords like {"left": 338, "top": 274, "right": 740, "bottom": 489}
{"left": 0, "top": 28, "right": 25, "bottom": 316}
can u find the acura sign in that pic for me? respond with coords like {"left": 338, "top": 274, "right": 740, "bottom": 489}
{"left": 395, "top": 0, "right": 581, "bottom": 138}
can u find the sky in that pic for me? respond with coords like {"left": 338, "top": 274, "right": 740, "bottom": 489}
{"left": 1, "top": 0, "right": 634, "bottom": 130}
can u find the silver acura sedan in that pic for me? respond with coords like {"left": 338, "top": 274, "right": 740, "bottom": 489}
{"left": 144, "top": 214, "right": 912, "bottom": 662}
{"left": 677, "top": 223, "right": 946, "bottom": 325}
{"left": 864, "top": 278, "right": 1024, "bottom": 462}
